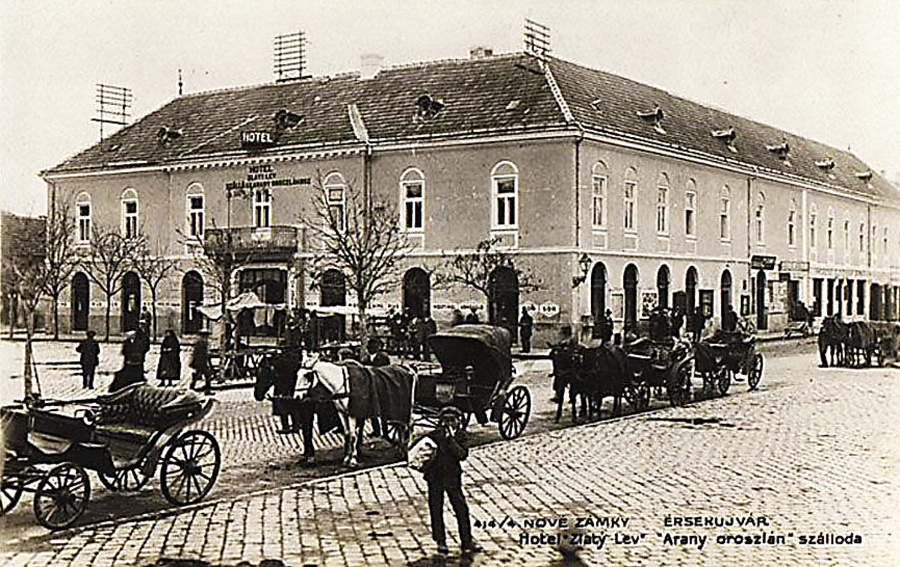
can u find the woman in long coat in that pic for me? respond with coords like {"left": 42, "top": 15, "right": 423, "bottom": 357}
{"left": 157, "top": 329, "right": 181, "bottom": 386}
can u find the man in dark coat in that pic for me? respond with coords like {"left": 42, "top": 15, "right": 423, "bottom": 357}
{"left": 723, "top": 305, "right": 739, "bottom": 333}
{"left": 518, "top": 307, "right": 533, "bottom": 353}
{"left": 600, "top": 309, "right": 614, "bottom": 344}
{"left": 366, "top": 338, "right": 391, "bottom": 367}
{"left": 157, "top": 329, "right": 181, "bottom": 386}
{"left": 422, "top": 316, "right": 437, "bottom": 361}
{"left": 133, "top": 324, "right": 151, "bottom": 372}
{"left": 189, "top": 330, "right": 213, "bottom": 394}
{"left": 422, "top": 406, "right": 480, "bottom": 556}
{"left": 76, "top": 330, "right": 100, "bottom": 389}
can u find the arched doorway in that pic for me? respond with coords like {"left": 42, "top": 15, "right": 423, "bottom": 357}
{"left": 488, "top": 266, "right": 519, "bottom": 339}
{"left": 320, "top": 269, "right": 347, "bottom": 344}
{"left": 624, "top": 264, "right": 639, "bottom": 332}
{"left": 656, "top": 265, "right": 670, "bottom": 310}
{"left": 590, "top": 262, "right": 607, "bottom": 338}
{"left": 121, "top": 271, "right": 141, "bottom": 332}
{"left": 71, "top": 272, "right": 89, "bottom": 332}
{"left": 720, "top": 270, "right": 733, "bottom": 324}
{"left": 402, "top": 268, "right": 431, "bottom": 320}
{"left": 756, "top": 270, "right": 767, "bottom": 330}
{"left": 685, "top": 267, "right": 698, "bottom": 314}
{"left": 182, "top": 271, "right": 203, "bottom": 335}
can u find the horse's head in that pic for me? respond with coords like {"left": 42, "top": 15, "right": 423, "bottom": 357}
{"left": 253, "top": 357, "right": 277, "bottom": 401}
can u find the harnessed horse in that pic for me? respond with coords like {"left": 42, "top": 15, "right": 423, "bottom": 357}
{"left": 298, "top": 353, "right": 418, "bottom": 468}
{"left": 818, "top": 316, "right": 848, "bottom": 367}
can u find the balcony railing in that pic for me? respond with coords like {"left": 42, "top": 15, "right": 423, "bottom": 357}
{"left": 204, "top": 226, "right": 301, "bottom": 260}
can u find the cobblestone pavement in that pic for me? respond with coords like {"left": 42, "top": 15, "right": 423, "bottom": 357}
{"left": 2, "top": 341, "right": 898, "bottom": 566}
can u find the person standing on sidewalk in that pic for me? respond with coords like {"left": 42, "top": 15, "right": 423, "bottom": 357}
{"left": 422, "top": 406, "right": 481, "bottom": 556}
{"left": 157, "top": 329, "right": 181, "bottom": 386}
{"left": 189, "top": 330, "right": 213, "bottom": 394}
{"left": 76, "top": 330, "right": 100, "bottom": 389}
{"left": 518, "top": 307, "right": 533, "bottom": 353}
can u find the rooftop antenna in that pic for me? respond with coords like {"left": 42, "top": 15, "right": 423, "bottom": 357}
{"left": 91, "top": 84, "right": 132, "bottom": 140}
{"left": 274, "top": 31, "right": 306, "bottom": 82}
{"left": 178, "top": 69, "right": 183, "bottom": 96}
{"left": 524, "top": 18, "right": 551, "bottom": 57}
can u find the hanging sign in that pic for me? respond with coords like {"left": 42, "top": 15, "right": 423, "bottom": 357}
{"left": 539, "top": 302, "right": 560, "bottom": 318}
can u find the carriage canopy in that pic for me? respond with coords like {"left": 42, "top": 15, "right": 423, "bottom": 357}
{"left": 427, "top": 324, "right": 513, "bottom": 384}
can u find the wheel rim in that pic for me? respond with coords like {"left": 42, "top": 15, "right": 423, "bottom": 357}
{"left": 499, "top": 387, "right": 530, "bottom": 440}
{"left": 717, "top": 368, "right": 731, "bottom": 396}
{"left": 748, "top": 355, "right": 763, "bottom": 390}
{"left": 1, "top": 480, "right": 23, "bottom": 515}
{"left": 98, "top": 462, "right": 152, "bottom": 493}
{"left": 33, "top": 463, "right": 90, "bottom": 530}
{"left": 668, "top": 363, "right": 692, "bottom": 407}
{"left": 160, "top": 430, "right": 221, "bottom": 506}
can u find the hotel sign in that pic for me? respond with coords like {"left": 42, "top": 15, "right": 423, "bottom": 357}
{"left": 240, "top": 131, "right": 276, "bottom": 149}
{"left": 225, "top": 163, "right": 311, "bottom": 192}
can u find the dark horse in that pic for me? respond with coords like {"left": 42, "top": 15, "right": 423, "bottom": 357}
{"left": 818, "top": 316, "right": 848, "bottom": 367}
{"left": 549, "top": 342, "right": 629, "bottom": 423}
{"left": 846, "top": 321, "right": 876, "bottom": 367}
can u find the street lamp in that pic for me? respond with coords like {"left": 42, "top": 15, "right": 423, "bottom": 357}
{"left": 571, "top": 253, "right": 593, "bottom": 288}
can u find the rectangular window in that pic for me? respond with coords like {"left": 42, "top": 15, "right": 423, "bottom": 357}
{"left": 809, "top": 215, "right": 817, "bottom": 248}
{"left": 719, "top": 198, "right": 730, "bottom": 240}
{"left": 624, "top": 181, "right": 636, "bottom": 231}
{"left": 843, "top": 221, "right": 850, "bottom": 254}
{"left": 859, "top": 224, "right": 865, "bottom": 253}
{"left": 189, "top": 196, "right": 204, "bottom": 238}
{"left": 656, "top": 187, "right": 668, "bottom": 234}
{"left": 78, "top": 204, "right": 91, "bottom": 242}
{"left": 827, "top": 218, "right": 833, "bottom": 250}
{"left": 756, "top": 206, "right": 764, "bottom": 244}
{"left": 254, "top": 189, "right": 271, "bottom": 228}
{"left": 124, "top": 201, "right": 138, "bottom": 239}
{"left": 403, "top": 182, "right": 423, "bottom": 231}
{"left": 685, "top": 192, "right": 696, "bottom": 237}
{"left": 788, "top": 211, "right": 796, "bottom": 247}
{"left": 592, "top": 175, "right": 606, "bottom": 228}
{"left": 326, "top": 187, "right": 344, "bottom": 232}
{"left": 495, "top": 178, "right": 516, "bottom": 227}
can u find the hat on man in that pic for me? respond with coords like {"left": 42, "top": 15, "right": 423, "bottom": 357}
{"left": 439, "top": 406, "right": 463, "bottom": 420}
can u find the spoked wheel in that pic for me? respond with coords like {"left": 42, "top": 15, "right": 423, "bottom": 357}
{"left": 717, "top": 368, "right": 732, "bottom": 396}
{"left": 33, "top": 463, "right": 91, "bottom": 530}
{"left": 160, "top": 430, "right": 221, "bottom": 506}
{"left": 623, "top": 382, "right": 649, "bottom": 412}
{"left": 1, "top": 479, "right": 23, "bottom": 515}
{"left": 498, "top": 386, "right": 531, "bottom": 440}
{"left": 383, "top": 421, "right": 410, "bottom": 448}
{"left": 667, "top": 362, "right": 693, "bottom": 407}
{"left": 97, "top": 459, "right": 152, "bottom": 493}
{"left": 747, "top": 354, "right": 764, "bottom": 390}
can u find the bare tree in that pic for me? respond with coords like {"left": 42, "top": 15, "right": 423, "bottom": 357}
{"left": 78, "top": 224, "right": 143, "bottom": 341}
{"left": 304, "top": 173, "right": 414, "bottom": 353}
{"left": 131, "top": 236, "right": 179, "bottom": 340}
{"left": 433, "top": 237, "right": 542, "bottom": 319}
{"left": 42, "top": 201, "right": 77, "bottom": 339}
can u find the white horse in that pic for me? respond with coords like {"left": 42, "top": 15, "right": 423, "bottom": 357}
{"left": 300, "top": 353, "right": 418, "bottom": 468}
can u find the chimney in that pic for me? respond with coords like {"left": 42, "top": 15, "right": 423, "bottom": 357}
{"left": 469, "top": 46, "right": 493, "bottom": 59}
{"left": 360, "top": 53, "right": 384, "bottom": 79}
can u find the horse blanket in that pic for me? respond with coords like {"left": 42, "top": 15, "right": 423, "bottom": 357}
{"left": 344, "top": 364, "right": 414, "bottom": 422}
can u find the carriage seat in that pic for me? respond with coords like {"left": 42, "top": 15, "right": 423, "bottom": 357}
{"left": 95, "top": 384, "right": 205, "bottom": 443}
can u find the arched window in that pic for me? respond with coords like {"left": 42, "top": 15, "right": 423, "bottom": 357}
{"left": 121, "top": 188, "right": 139, "bottom": 239}
{"left": 685, "top": 266, "right": 698, "bottom": 313}
{"left": 843, "top": 218, "right": 850, "bottom": 257}
{"left": 253, "top": 188, "right": 272, "bottom": 228}
{"left": 491, "top": 161, "right": 518, "bottom": 229}
{"left": 624, "top": 168, "right": 638, "bottom": 232}
{"left": 826, "top": 208, "right": 834, "bottom": 250}
{"left": 787, "top": 199, "right": 797, "bottom": 247}
{"left": 76, "top": 193, "right": 91, "bottom": 243}
{"left": 591, "top": 162, "right": 608, "bottom": 229}
{"left": 400, "top": 168, "right": 425, "bottom": 232}
{"left": 684, "top": 179, "right": 697, "bottom": 238}
{"left": 809, "top": 204, "right": 817, "bottom": 249}
{"left": 719, "top": 186, "right": 731, "bottom": 240}
{"left": 324, "top": 172, "right": 346, "bottom": 231}
{"left": 186, "top": 183, "right": 205, "bottom": 239}
{"left": 859, "top": 221, "right": 866, "bottom": 255}
{"left": 755, "top": 192, "right": 765, "bottom": 245}
{"left": 656, "top": 173, "right": 669, "bottom": 235}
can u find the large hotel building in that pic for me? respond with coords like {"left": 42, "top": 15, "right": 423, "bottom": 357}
{"left": 42, "top": 49, "right": 900, "bottom": 344}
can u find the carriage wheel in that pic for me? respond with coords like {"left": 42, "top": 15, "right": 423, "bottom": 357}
{"left": 667, "top": 363, "right": 693, "bottom": 407}
{"left": 1, "top": 479, "right": 23, "bottom": 515}
{"left": 97, "top": 459, "right": 152, "bottom": 492}
{"left": 717, "top": 368, "right": 732, "bottom": 396}
{"left": 747, "top": 354, "right": 764, "bottom": 390}
{"left": 498, "top": 386, "right": 531, "bottom": 440}
{"left": 383, "top": 421, "right": 410, "bottom": 448}
{"left": 33, "top": 463, "right": 91, "bottom": 530}
{"left": 160, "top": 430, "right": 221, "bottom": 506}
{"left": 624, "top": 382, "right": 648, "bottom": 412}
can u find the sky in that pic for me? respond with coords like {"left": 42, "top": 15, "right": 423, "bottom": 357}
{"left": 1, "top": 0, "right": 898, "bottom": 217}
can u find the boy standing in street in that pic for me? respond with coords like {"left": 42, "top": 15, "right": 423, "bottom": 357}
{"left": 76, "top": 330, "right": 100, "bottom": 389}
{"left": 423, "top": 406, "right": 481, "bottom": 556}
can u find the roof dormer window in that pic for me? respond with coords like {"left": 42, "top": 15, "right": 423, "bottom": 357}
{"left": 274, "top": 109, "right": 304, "bottom": 129}
{"left": 414, "top": 94, "right": 445, "bottom": 122}
{"left": 505, "top": 99, "right": 521, "bottom": 111}
{"left": 711, "top": 127, "right": 737, "bottom": 153}
{"left": 815, "top": 158, "right": 836, "bottom": 180}
{"left": 156, "top": 126, "right": 183, "bottom": 146}
{"left": 766, "top": 141, "right": 791, "bottom": 166}
{"left": 636, "top": 105, "right": 666, "bottom": 134}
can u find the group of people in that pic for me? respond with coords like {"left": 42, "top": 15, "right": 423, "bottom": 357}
{"left": 384, "top": 308, "right": 438, "bottom": 361}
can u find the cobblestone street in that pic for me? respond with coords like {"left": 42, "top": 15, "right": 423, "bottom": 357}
{"left": 1, "top": 340, "right": 898, "bottom": 566}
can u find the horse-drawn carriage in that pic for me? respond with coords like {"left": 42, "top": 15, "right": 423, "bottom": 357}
{"left": 818, "top": 317, "right": 897, "bottom": 368}
{"left": 1, "top": 384, "right": 220, "bottom": 529}
{"left": 623, "top": 335, "right": 694, "bottom": 407}
{"left": 415, "top": 325, "right": 531, "bottom": 440}
{"left": 695, "top": 326, "right": 763, "bottom": 395}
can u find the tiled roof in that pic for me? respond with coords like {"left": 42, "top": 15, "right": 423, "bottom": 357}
{"left": 44, "top": 52, "right": 898, "bottom": 203}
